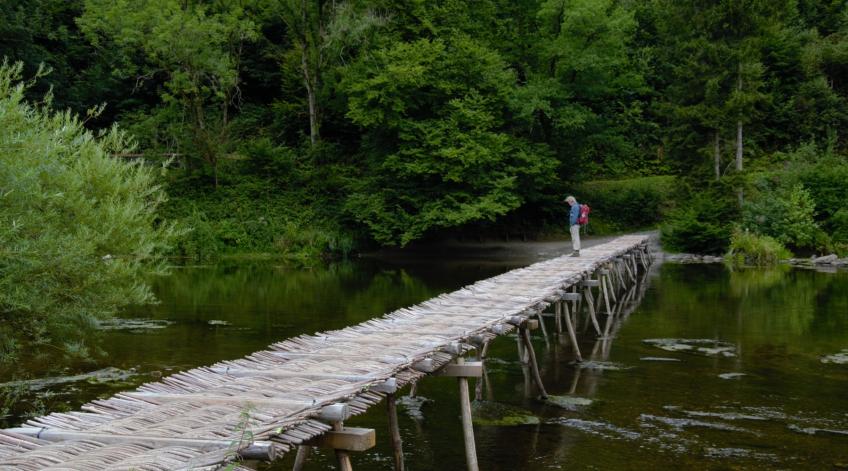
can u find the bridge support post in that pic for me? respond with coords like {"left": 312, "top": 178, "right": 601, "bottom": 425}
{"left": 474, "top": 340, "right": 491, "bottom": 401}
{"left": 292, "top": 445, "right": 311, "bottom": 471}
{"left": 387, "top": 393, "right": 404, "bottom": 471}
{"left": 603, "top": 265, "right": 617, "bottom": 304}
{"left": 456, "top": 357, "right": 479, "bottom": 471}
{"left": 561, "top": 293, "right": 582, "bottom": 362}
{"left": 333, "top": 422, "right": 354, "bottom": 471}
{"left": 554, "top": 301, "right": 563, "bottom": 334}
{"left": 580, "top": 280, "right": 602, "bottom": 335}
{"left": 535, "top": 310, "right": 550, "bottom": 343}
{"left": 520, "top": 325, "right": 549, "bottom": 400}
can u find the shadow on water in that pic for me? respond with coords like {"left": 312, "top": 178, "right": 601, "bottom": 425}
{"left": 2, "top": 250, "right": 847, "bottom": 470}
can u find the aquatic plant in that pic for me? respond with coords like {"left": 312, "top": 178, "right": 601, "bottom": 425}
{"left": 726, "top": 230, "right": 791, "bottom": 267}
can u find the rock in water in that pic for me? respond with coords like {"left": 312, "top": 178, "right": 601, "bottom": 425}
{"left": 0, "top": 367, "right": 139, "bottom": 391}
{"left": 640, "top": 356, "right": 682, "bottom": 362}
{"left": 643, "top": 338, "right": 737, "bottom": 357}
{"left": 545, "top": 395, "right": 593, "bottom": 411}
{"left": 397, "top": 395, "right": 433, "bottom": 421}
{"left": 471, "top": 401, "right": 540, "bottom": 426}
{"left": 812, "top": 254, "right": 838, "bottom": 264}
{"left": 821, "top": 350, "right": 848, "bottom": 364}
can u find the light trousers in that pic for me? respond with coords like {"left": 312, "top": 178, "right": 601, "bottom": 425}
{"left": 570, "top": 224, "right": 581, "bottom": 251}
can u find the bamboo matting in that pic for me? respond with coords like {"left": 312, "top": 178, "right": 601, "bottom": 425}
{"left": 0, "top": 235, "right": 649, "bottom": 470}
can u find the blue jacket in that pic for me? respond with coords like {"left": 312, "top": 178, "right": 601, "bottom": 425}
{"left": 569, "top": 202, "right": 580, "bottom": 226}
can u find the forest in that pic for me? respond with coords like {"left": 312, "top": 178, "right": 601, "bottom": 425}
{"left": 2, "top": 0, "right": 848, "bottom": 342}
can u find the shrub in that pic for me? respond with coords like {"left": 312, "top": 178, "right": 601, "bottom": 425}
{"left": 770, "top": 144, "right": 848, "bottom": 236}
{"left": 0, "top": 62, "right": 176, "bottom": 351}
{"left": 741, "top": 183, "right": 819, "bottom": 249}
{"left": 573, "top": 175, "right": 677, "bottom": 232}
{"left": 661, "top": 184, "right": 737, "bottom": 254}
{"left": 829, "top": 209, "right": 848, "bottom": 243}
{"left": 726, "top": 231, "right": 791, "bottom": 267}
{"left": 162, "top": 171, "right": 355, "bottom": 262}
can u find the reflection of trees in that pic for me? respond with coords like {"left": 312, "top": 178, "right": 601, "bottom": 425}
{"left": 131, "top": 261, "right": 443, "bottom": 328}
{"left": 3, "top": 259, "right": 508, "bottom": 429}
{"left": 647, "top": 265, "right": 847, "bottom": 341}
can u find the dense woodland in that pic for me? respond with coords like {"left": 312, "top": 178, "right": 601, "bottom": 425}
{"left": 3, "top": 0, "right": 848, "bottom": 356}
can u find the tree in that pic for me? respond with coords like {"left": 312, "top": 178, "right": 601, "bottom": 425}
{"left": 274, "top": 0, "right": 384, "bottom": 146}
{"left": 652, "top": 0, "right": 794, "bottom": 179}
{"left": 78, "top": 0, "right": 259, "bottom": 187}
{"left": 0, "top": 62, "right": 176, "bottom": 353}
{"left": 341, "top": 35, "right": 556, "bottom": 245}
{"left": 517, "top": 0, "right": 650, "bottom": 178}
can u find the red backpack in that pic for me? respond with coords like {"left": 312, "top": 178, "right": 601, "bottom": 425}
{"left": 577, "top": 204, "right": 591, "bottom": 225}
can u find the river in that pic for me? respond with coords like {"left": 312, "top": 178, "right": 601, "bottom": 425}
{"left": 1, "top": 242, "right": 847, "bottom": 470}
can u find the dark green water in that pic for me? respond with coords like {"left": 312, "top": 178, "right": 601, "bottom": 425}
{"left": 2, "top": 253, "right": 847, "bottom": 470}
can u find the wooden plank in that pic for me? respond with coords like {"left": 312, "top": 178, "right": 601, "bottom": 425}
{"left": 212, "top": 367, "right": 382, "bottom": 383}
{"left": 304, "top": 427, "right": 376, "bottom": 452}
{"left": 436, "top": 362, "right": 483, "bottom": 378}
{"left": 5, "top": 427, "right": 278, "bottom": 460}
{"left": 122, "top": 392, "right": 319, "bottom": 409}
{"left": 0, "top": 236, "right": 652, "bottom": 471}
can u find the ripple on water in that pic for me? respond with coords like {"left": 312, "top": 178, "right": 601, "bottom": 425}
{"left": 788, "top": 424, "right": 848, "bottom": 437}
{"left": 576, "top": 360, "right": 631, "bottom": 371}
{"left": 704, "top": 447, "right": 778, "bottom": 461}
{"left": 640, "top": 356, "right": 682, "bottom": 362}
{"left": 547, "top": 418, "right": 641, "bottom": 440}
{"left": 680, "top": 410, "right": 769, "bottom": 421}
{"left": 639, "top": 414, "right": 755, "bottom": 434}
{"left": 96, "top": 318, "right": 174, "bottom": 331}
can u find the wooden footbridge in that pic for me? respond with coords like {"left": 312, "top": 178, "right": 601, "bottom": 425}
{"left": 0, "top": 235, "right": 652, "bottom": 471}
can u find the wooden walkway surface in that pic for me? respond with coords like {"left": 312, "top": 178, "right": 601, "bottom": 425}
{"left": 0, "top": 235, "right": 650, "bottom": 470}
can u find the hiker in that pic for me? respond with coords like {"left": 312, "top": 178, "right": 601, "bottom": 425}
{"left": 565, "top": 195, "right": 581, "bottom": 256}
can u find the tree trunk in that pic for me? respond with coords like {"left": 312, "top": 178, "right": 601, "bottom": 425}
{"left": 300, "top": 0, "right": 319, "bottom": 146}
{"left": 714, "top": 131, "right": 720, "bottom": 181}
{"left": 302, "top": 48, "right": 319, "bottom": 145}
{"left": 735, "top": 62, "right": 743, "bottom": 172}
{"left": 735, "top": 120, "right": 743, "bottom": 172}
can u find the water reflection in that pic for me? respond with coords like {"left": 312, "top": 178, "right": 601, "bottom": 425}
{"left": 2, "top": 255, "right": 847, "bottom": 470}
{"left": 0, "top": 258, "right": 517, "bottom": 428}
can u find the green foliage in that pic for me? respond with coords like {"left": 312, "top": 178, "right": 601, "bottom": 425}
{"left": 161, "top": 139, "right": 355, "bottom": 263}
{"left": 742, "top": 182, "right": 820, "bottom": 249}
{"left": 0, "top": 62, "right": 176, "bottom": 334}
{"left": 778, "top": 146, "right": 848, "bottom": 228}
{"left": 726, "top": 230, "right": 791, "bottom": 267}
{"left": 6, "top": 0, "right": 848, "bottom": 255}
{"left": 522, "top": 0, "right": 652, "bottom": 177}
{"left": 163, "top": 179, "right": 352, "bottom": 263}
{"left": 744, "top": 143, "right": 848, "bottom": 251}
{"left": 78, "top": 0, "right": 259, "bottom": 181}
{"left": 661, "top": 184, "right": 738, "bottom": 254}
{"left": 830, "top": 209, "right": 848, "bottom": 244}
{"left": 341, "top": 35, "right": 557, "bottom": 245}
{"left": 573, "top": 176, "right": 677, "bottom": 232}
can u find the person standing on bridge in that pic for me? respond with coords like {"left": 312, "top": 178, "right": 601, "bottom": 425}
{"left": 566, "top": 195, "right": 581, "bottom": 257}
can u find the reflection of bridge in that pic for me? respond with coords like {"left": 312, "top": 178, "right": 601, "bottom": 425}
{"left": 0, "top": 235, "right": 652, "bottom": 471}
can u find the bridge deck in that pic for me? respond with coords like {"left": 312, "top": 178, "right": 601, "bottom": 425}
{"left": 0, "top": 235, "right": 649, "bottom": 470}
